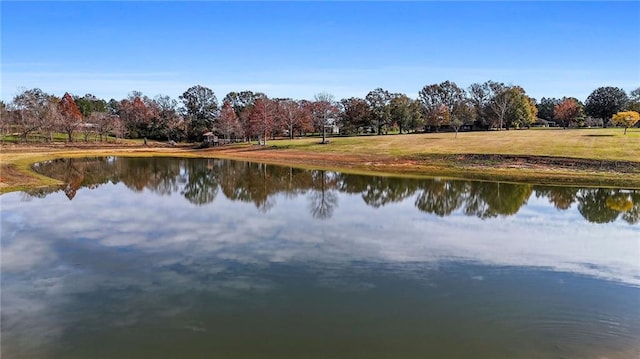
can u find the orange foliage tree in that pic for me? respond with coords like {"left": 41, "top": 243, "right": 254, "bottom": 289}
{"left": 59, "top": 92, "right": 83, "bottom": 142}
{"left": 553, "top": 98, "right": 584, "bottom": 128}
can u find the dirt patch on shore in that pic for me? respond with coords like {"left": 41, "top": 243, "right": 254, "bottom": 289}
{"left": 419, "top": 154, "right": 640, "bottom": 174}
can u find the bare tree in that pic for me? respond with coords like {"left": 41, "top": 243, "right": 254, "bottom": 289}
{"left": 218, "top": 101, "right": 243, "bottom": 141}
{"left": 277, "top": 99, "right": 312, "bottom": 140}
{"left": 312, "top": 92, "right": 338, "bottom": 144}
{"left": 248, "top": 97, "right": 276, "bottom": 145}
{"left": 487, "top": 81, "right": 511, "bottom": 130}
{"left": 12, "top": 88, "right": 55, "bottom": 142}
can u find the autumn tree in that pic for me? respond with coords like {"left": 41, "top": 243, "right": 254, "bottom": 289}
{"left": 311, "top": 92, "right": 339, "bottom": 143}
{"left": 553, "top": 97, "right": 584, "bottom": 128}
{"left": 248, "top": 97, "right": 276, "bottom": 145}
{"left": 180, "top": 85, "right": 218, "bottom": 140}
{"left": 118, "top": 93, "right": 155, "bottom": 139}
{"left": 58, "top": 92, "right": 83, "bottom": 142}
{"left": 152, "top": 95, "right": 184, "bottom": 141}
{"left": 419, "top": 81, "right": 466, "bottom": 132}
{"left": 611, "top": 111, "right": 639, "bottom": 134}
{"left": 218, "top": 101, "right": 243, "bottom": 140}
{"left": 585, "top": 86, "right": 628, "bottom": 127}
{"left": 223, "top": 91, "right": 265, "bottom": 141}
{"left": 366, "top": 88, "right": 393, "bottom": 135}
{"left": 277, "top": 99, "right": 311, "bottom": 139}
{"left": 339, "top": 97, "right": 371, "bottom": 135}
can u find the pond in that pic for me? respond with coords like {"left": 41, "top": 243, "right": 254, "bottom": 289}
{"left": 1, "top": 157, "right": 639, "bottom": 359}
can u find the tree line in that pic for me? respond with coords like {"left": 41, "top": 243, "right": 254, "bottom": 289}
{"left": 2, "top": 83, "right": 639, "bottom": 143}
{"left": 30, "top": 157, "right": 640, "bottom": 224}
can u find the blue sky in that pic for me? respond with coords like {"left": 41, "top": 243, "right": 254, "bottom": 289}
{"left": 2, "top": 1, "right": 639, "bottom": 103}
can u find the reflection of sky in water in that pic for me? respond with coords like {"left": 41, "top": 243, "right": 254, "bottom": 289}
{"left": 1, "top": 177, "right": 639, "bottom": 359}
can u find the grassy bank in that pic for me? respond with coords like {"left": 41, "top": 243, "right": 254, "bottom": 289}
{"left": 1, "top": 127, "right": 639, "bottom": 193}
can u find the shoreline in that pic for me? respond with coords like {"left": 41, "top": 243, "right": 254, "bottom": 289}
{"left": 2, "top": 139, "right": 640, "bottom": 193}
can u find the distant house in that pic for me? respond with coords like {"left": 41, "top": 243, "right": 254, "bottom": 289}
{"left": 533, "top": 118, "right": 557, "bottom": 127}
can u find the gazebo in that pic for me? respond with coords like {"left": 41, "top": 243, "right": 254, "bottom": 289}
{"left": 203, "top": 132, "right": 218, "bottom": 146}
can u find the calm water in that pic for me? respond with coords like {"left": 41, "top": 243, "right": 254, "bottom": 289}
{"left": 1, "top": 157, "right": 639, "bottom": 359}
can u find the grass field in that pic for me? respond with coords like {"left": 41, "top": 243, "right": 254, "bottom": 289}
{"left": 270, "top": 127, "right": 640, "bottom": 161}
{"left": 1, "top": 127, "right": 639, "bottom": 193}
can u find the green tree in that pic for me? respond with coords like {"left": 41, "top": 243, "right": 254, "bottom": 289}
{"left": 585, "top": 86, "right": 628, "bottom": 127}
{"left": 74, "top": 94, "right": 107, "bottom": 118}
{"left": 470, "top": 81, "right": 525, "bottom": 130}
{"left": 0, "top": 101, "right": 8, "bottom": 142}
{"left": 181, "top": 159, "right": 219, "bottom": 205}
{"left": 534, "top": 186, "right": 579, "bottom": 210}
{"left": 180, "top": 85, "right": 218, "bottom": 140}
{"left": 450, "top": 118, "right": 464, "bottom": 138}
{"left": 415, "top": 179, "right": 466, "bottom": 216}
{"left": 503, "top": 87, "right": 537, "bottom": 129}
{"left": 389, "top": 93, "right": 421, "bottom": 134}
{"left": 626, "top": 87, "right": 640, "bottom": 113}
{"left": 366, "top": 88, "right": 393, "bottom": 135}
{"left": 577, "top": 189, "right": 620, "bottom": 224}
{"left": 536, "top": 97, "right": 561, "bottom": 122}
{"left": 468, "top": 82, "right": 493, "bottom": 129}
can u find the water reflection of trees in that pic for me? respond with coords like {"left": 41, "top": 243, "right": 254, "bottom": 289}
{"left": 30, "top": 157, "right": 640, "bottom": 224}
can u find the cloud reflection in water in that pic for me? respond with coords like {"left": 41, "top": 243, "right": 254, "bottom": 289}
{"left": 1, "top": 157, "right": 639, "bottom": 359}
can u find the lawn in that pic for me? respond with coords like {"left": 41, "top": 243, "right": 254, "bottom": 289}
{"left": 270, "top": 127, "right": 639, "bottom": 162}
{"left": 1, "top": 127, "right": 639, "bottom": 193}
